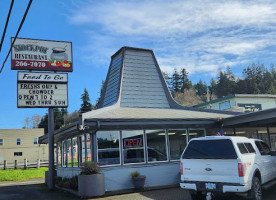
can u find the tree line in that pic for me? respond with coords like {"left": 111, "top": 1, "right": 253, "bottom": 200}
{"left": 164, "top": 63, "right": 276, "bottom": 106}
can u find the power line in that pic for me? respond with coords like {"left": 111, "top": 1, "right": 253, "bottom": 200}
{"left": 0, "top": 0, "right": 14, "bottom": 53}
{"left": 0, "top": 0, "right": 33, "bottom": 74}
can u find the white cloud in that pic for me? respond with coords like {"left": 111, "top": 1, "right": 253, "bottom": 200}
{"left": 67, "top": 0, "right": 276, "bottom": 80}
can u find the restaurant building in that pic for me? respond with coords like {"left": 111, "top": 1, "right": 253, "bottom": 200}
{"left": 39, "top": 47, "right": 276, "bottom": 192}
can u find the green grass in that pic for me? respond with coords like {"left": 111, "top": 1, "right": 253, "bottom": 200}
{"left": 0, "top": 167, "right": 48, "bottom": 182}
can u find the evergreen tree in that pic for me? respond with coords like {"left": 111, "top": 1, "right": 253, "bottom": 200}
{"left": 194, "top": 79, "right": 207, "bottom": 101}
{"left": 243, "top": 64, "right": 260, "bottom": 94}
{"left": 208, "top": 78, "right": 217, "bottom": 101}
{"left": 215, "top": 68, "right": 236, "bottom": 98}
{"left": 179, "top": 68, "right": 192, "bottom": 92}
{"left": 80, "top": 88, "right": 93, "bottom": 113}
{"left": 170, "top": 68, "right": 181, "bottom": 95}
{"left": 38, "top": 114, "right": 48, "bottom": 134}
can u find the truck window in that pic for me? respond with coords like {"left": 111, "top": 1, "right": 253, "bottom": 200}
{"left": 244, "top": 143, "right": 256, "bottom": 153}
{"left": 237, "top": 143, "right": 256, "bottom": 154}
{"left": 255, "top": 141, "right": 271, "bottom": 155}
{"left": 182, "top": 139, "right": 237, "bottom": 159}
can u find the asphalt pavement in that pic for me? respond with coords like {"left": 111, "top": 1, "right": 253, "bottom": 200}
{"left": 0, "top": 178, "right": 276, "bottom": 200}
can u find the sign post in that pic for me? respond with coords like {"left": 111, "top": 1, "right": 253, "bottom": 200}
{"left": 48, "top": 108, "right": 54, "bottom": 190}
{"left": 12, "top": 37, "right": 73, "bottom": 190}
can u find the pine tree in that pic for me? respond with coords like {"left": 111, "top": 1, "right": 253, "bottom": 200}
{"left": 170, "top": 68, "right": 181, "bottom": 95}
{"left": 80, "top": 88, "right": 93, "bottom": 113}
{"left": 194, "top": 79, "right": 207, "bottom": 101}
{"left": 179, "top": 68, "right": 192, "bottom": 92}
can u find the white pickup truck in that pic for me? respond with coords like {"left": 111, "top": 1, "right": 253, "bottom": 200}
{"left": 180, "top": 136, "right": 276, "bottom": 200}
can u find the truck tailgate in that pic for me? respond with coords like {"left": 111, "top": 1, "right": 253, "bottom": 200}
{"left": 181, "top": 159, "right": 239, "bottom": 183}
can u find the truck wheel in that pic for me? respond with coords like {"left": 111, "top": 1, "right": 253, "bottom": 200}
{"left": 250, "top": 176, "right": 262, "bottom": 200}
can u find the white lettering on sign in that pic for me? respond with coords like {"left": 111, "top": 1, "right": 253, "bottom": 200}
{"left": 18, "top": 72, "right": 68, "bottom": 83}
{"left": 17, "top": 83, "right": 68, "bottom": 108}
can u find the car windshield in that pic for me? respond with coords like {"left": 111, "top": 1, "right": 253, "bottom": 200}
{"left": 182, "top": 139, "right": 237, "bottom": 159}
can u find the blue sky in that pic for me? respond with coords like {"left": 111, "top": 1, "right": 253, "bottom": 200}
{"left": 0, "top": 0, "right": 276, "bottom": 129}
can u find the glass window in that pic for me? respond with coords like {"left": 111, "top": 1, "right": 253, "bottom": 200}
{"left": 87, "top": 134, "right": 92, "bottom": 162}
{"left": 269, "top": 127, "right": 276, "bottom": 151}
{"left": 168, "top": 129, "right": 187, "bottom": 160}
{"left": 255, "top": 141, "right": 271, "bottom": 155}
{"left": 219, "top": 101, "right": 231, "bottom": 110}
{"left": 122, "top": 130, "right": 144, "bottom": 164}
{"left": 66, "top": 139, "right": 71, "bottom": 167}
{"left": 244, "top": 143, "right": 256, "bottom": 153}
{"left": 82, "top": 135, "right": 86, "bottom": 163}
{"left": 207, "top": 128, "right": 234, "bottom": 136}
{"left": 146, "top": 130, "right": 167, "bottom": 162}
{"left": 16, "top": 138, "right": 21, "bottom": 145}
{"left": 0, "top": 139, "right": 3, "bottom": 146}
{"left": 33, "top": 138, "right": 38, "bottom": 145}
{"left": 188, "top": 129, "right": 205, "bottom": 140}
{"left": 58, "top": 144, "right": 62, "bottom": 167}
{"left": 14, "top": 152, "right": 23, "bottom": 156}
{"left": 72, "top": 137, "right": 78, "bottom": 167}
{"left": 183, "top": 139, "right": 237, "bottom": 159}
{"left": 237, "top": 143, "right": 248, "bottom": 154}
{"left": 62, "top": 141, "right": 67, "bottom": 167}
{"left": 98, "top": 131, "right": 120, "bottom": 166}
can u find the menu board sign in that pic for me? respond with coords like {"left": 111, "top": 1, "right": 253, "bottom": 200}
{"left": 11, "top": 38, "right": 73, "bottom": 72}
{"left": 17, "top": 72, "right": 68, "bottom": 108}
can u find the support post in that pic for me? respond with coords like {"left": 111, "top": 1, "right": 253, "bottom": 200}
{"left": 4, "top": 160, "right": 6, "bottom": 170}
{"left": 24, "top": 159, "right": 27, "bottom": 169}
{"left": 37, "top": 159, "right": 40, "bottom": 169}
{"left": 48, "top": 108, "right": 55, "bottom": 190}
{"left": 14, "top": 160, "right": 17, "bottom": 169}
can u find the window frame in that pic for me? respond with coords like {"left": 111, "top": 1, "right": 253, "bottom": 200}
{"left": 122, "top": 130, "right": 146, "bottom": 165}
{"left": 16, "top": 138, "right": 21, "bottom": 145}
{"left": 219, "top": 101, "right": 231, "bottom": 110}
{"left": 33, "top": 137, "right": 38, "bottom": 145}
{"left": 0, "top": 138, "right": 3, "bottom": 146}
{"left": 97, "top": 130, "right": 121, "bottom": 167}
{"left": 14, "top": 152, "right": 23, "bottom": 156}
{"left": 146, "top": 129, "right": 168, "bottom": 163}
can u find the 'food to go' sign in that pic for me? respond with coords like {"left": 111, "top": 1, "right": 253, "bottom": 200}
{"left": 17, "top": 72, "right": 68, "bottom": 108}
{"left": 11, "top": 37, "right": 73, "bottom": 72}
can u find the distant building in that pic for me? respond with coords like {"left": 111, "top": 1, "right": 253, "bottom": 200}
{"left": 193, "top": 94, "right": 276, "bottom": 113}
{"left": 0, "top": 128, "right": 48, "bottom": 165}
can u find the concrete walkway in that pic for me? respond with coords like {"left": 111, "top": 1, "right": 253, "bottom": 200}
{"left": 1, "top": 178, "right": 276, "bottom": 200}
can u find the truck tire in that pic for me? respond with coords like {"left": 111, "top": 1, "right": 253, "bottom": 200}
{"left": 249, "top": 176, "right": 262, "bottom": 200}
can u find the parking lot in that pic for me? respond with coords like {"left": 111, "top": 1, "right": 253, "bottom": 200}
{"left": 0, "top": 179, "right": 276, "bottom": 200}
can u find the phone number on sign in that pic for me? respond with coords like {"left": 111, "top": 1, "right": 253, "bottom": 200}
{"left": 15, "top": 61, "right": 46, "bottom": 68}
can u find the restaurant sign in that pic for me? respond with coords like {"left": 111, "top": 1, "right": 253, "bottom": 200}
{"left": 237, "top": 103, "right": 262, "bottom": 113}
{"left": 17, "top": 72, "right": 68, "bottom": 108}
{"left": 11, "top": 38, "right": 73, "bottom": 72}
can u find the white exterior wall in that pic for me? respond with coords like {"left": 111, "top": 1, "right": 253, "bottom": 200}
{"left": 236, "top": 97, "right": 276, "bottom": 110}
{"left": 57, "top": 162, "right": 180, "bottom": 192}
{"left": 201, "top": 96, "right": 276, "bottom": 112}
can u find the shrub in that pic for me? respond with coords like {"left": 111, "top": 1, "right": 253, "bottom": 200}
{"left": 69, "top": 175, "right": 78, "bottom": 190}
{"left": 80, "top": 161, "right": 100, "bottom": 175}
{"left": 131, "top": 171, "right": 141, "bottom": 178}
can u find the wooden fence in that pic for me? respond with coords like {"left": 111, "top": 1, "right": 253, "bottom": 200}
{"left": 0, "top": 159, "right": 50, "bottom": 170}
